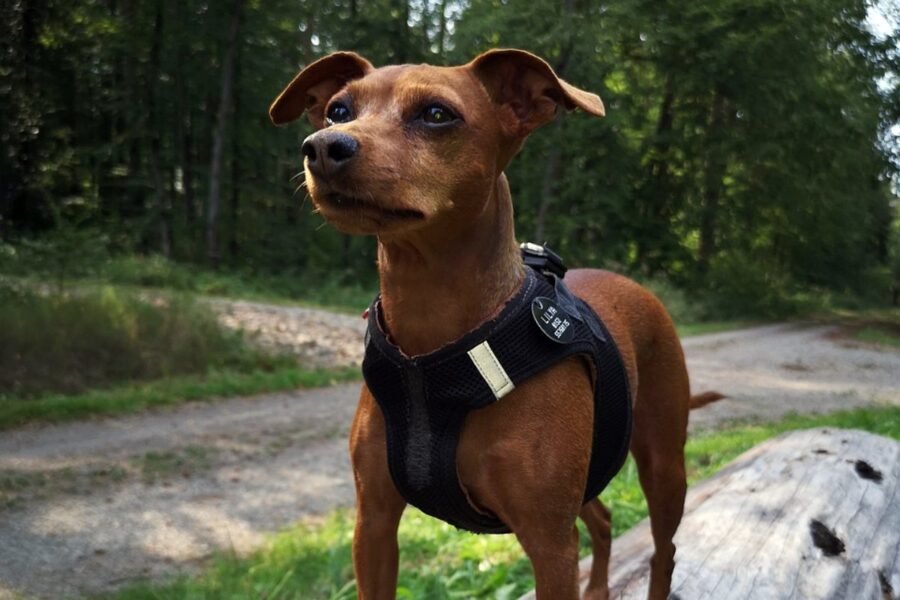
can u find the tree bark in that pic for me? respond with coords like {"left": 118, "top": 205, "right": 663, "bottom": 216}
{"left": 206, "top": 0, "right": 245, "bottom": 268}
{"left": 520, "top": 428, "right": 900, "bottom": 600}
{"left": 534, "top": 117, "right": 563, "bottom": 243}
{"left": 147, "top": 0, "right": 171, "bottom": 257}
{"left": 228, "top": 37, "right": 242, "bottom": 262}
{"left": 698, "top": 88, "right": 728, "bottom": 273}
{"left": 420, "top": 0, "right": 430, "bottom": 56}
{"left": 532, "top": 0, "right": 575, "bottom": 243}
{"left": 122, "top": 0, "right": 145, "bottom": 225}
{"left": 174, "top": 0, "right": 196, "bottom": 256}
{"left": 437, "top": 0, "right": 447, "bottom": 59}
{"left": 393, "top": 0, "right": 410, "bottom": 62}
{"left": 636, "top": 73, "right": 676, "bottom": 274}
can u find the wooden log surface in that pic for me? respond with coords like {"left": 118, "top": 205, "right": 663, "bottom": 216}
{"left": 519, "top": 428, "right": 900, "bottom": 599}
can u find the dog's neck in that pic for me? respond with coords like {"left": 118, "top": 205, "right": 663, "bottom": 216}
{"left": 376, "top": 174, "right": 524, "bottom": 357}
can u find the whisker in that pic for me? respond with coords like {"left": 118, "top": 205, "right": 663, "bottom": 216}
{"left": 289, "top": 171, "right": 305, "bottom": 182}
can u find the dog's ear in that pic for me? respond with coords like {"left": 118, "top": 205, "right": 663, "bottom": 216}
{"left": 468, "top": 48, "right": 605, "bottom": 137}
{"left": 269, "top": 52, "right": 374, "bottom": 127}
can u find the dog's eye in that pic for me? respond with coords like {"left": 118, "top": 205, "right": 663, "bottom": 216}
{"left": 421, "top": 104, "right": 458, "bottom": 125}
{"left": 326, "top": 103, "right": 352, "bottom": 125}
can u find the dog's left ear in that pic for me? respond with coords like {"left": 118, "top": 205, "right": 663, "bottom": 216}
{"left": 269, "top": 52, "right": 374, "bottom": 127}
{"left": 468, "top": 49, "right": 605, "bottom": 137}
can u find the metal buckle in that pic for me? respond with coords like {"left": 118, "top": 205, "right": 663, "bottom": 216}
{"left": 520, "top": 242, "right": 567, "bottom": 279}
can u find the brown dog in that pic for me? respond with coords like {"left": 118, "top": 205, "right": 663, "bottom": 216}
{"left": 270, "top": 49, "right": 719, "bottom": 600}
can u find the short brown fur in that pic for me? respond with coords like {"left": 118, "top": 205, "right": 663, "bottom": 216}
{"left": 271, "top": 48, "right": 720, "bottom": 599}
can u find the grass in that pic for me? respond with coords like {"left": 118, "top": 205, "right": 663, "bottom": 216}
{"left": 137, "top": 446, "right": 218, "bottom": 482}
{"left": 0, "top": 277, "right": 362, "bottom": 429}
{"left": 808, "top": 306, "right": 900, "bottom": 349}
{"left": 0, "top": 282, "right": 290, "bottom": 397}
{"left": 0, "top": 365, "right": 360, "bottom": 430}
{"left": 100, "top": 405, "right": 900, "bottom": 600}
{"left": 100, "top": 256, "right": 377, "bottom": 315}
{"left": 675, "top": 320, "right": 757, "bottom": 337}
{"left": 1, "top": 252, "right": 378, "bottom": 315}
{"left": 854, "top": 324, "right": 900, "bottom": 348}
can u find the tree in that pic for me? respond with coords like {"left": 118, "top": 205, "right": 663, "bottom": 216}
{"left": 206, "top": 0, "right": 245, "bottom": 268}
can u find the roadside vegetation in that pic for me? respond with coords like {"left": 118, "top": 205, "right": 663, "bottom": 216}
{"left": 5, "top": 246, "right": 897, "bottom": 326}
{"left": 0, "top": 281, "right": 276, "bottom": 397}
{"left": 855, "top": 324, "right": 900, "bottom": 348}
{"left": 99, "top": 405, "right": 900, "bottom": 600}
{"left": 0, "top": 279, "right": 359, "bottom": 429}
{"left": 2, "top": 249, "right": 896, "bottom": 430}
{"left": 0, "top": 365, "right": 359, "bottom": 430}
{"left": 0, "top": 243, "right": 377, "bottom": 314}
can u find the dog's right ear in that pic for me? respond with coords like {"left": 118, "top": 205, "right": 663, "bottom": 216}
{"left": 269, "top": 52, "right": 374, "bottom": 128}
{"left": 468, "top": 49, "right": 605, "bottom": 139}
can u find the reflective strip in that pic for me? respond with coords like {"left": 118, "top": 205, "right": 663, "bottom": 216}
{"left": 467, "top": 341, "right": 515, "bottom": 400}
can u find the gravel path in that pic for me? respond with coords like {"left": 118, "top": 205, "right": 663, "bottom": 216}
{"left": 209, "top": 299, "right": 366, "bottom": 368}
{"left": 0, "top": 313, "right": 897, "bottom": 599}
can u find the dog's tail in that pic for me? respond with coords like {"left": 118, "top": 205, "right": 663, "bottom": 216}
{"left": 689, "top": 391, "right": 726, "bottom": 409}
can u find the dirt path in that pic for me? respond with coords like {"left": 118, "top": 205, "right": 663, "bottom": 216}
{"left": 1, "top": 319, "right": 898, "bottom": 599}
{"left": 209, "top": 298, "right": 367, "bottom": 368}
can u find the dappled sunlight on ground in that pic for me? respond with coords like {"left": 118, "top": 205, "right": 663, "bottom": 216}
{"left": 685, "top": 324, "right": 900, "bottom": 431}
{"left": 1, "top": 322, "right": 898, "bottom": 598}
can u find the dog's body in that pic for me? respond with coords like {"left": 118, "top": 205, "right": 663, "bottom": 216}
{"left": 271, "top": 49, "right": 717, "bottom": 599}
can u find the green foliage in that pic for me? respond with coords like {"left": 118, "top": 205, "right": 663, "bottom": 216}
{"left": 854, "top": 323, "right": 900, "bottom": 348}
{"left": 97, "top": 255, "right": 377, "bottom": 312}
{"left": 453, "top": 0, "right": 899, "bottom": 310}
{"left": 0, "top": 0, "right": 897, "bottom": 316}
{"left": 0, "top": 281, "right": 284, "bottom": 398}
{"left": 100, "top": 405, "right": 900, "bottom": 600}
{"left": 1, "top": 249, "right": 377, "bottom": 313}
{"left": 0, "top": 365, "right": 360, "bottom": 430}
{"left": 675, "top": 320, "right": 758, "bottom": 338}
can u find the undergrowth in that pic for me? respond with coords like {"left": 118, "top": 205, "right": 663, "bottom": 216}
{"left": 0, "top": 281, "right": 286, "bottom": 398}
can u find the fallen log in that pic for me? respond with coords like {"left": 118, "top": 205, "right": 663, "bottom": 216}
{"left": 519, "top": 428, "right": 900, "bottom": 599}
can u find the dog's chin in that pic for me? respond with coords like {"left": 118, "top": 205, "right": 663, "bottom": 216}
{"left": 312, "top": 192, "right": 428, "bottom": 235}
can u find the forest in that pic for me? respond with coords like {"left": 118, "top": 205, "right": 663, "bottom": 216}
{"left": 2, "top": 4, "right": 900, "bottom": 598}
{"left": 2, "top": 0, "right": 899, "bottom": 316}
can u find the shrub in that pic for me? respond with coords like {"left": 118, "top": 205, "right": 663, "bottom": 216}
{"left": 0, "top": 282, "right": 283, "bottom": 398}
{"left": 102, "top": 255, "right": 197, "bottom": 290}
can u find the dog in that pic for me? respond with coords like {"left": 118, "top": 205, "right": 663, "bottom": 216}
{"left": 270, "top": 48, "right": 721, "bottom": 600}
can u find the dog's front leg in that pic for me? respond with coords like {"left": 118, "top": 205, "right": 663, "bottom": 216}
{"left": 352, "top": 496, "right": 404, "bottom": 599}
{"left": 350, "top": 387, "right": 406, "bottom": 599}
{"left": 514, "top": 522, "right": 581, "bottom": 599}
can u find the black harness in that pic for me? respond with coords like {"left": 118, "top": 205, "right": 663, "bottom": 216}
{"left": 362, "top": 248, "right": 632, "bottom": 534}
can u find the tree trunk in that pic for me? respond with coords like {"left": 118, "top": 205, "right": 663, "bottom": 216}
{"left": 420, "top": 0, "right": 430, "bottom": 56}
{"left": 534, "top": 118, "right": 564, "bottom": 243}
{"left": 532, "top": 0, "right": 574, "bottom": 244}
{"left": 520, "top": 428, "right": 900, "bottom": 600}
{"left": 393, "top": 0, "right": 410, "bottom": 62}
{"left": 437, "top": 0, "right": 447, "bottom": 59}
{"left": 206, "top": 0, "right": 245, "bottom": 268}
{"left": 635, "top": 73, "right": 676, "bottom": 274}
{"left": 147, "top": 0, "right": 171, "bottom": 257}
{"left": 698, "top": 89, "right": 727, "bottom": 273}
{"left": 174, "top": 0, "right": 196, "bottom": 257}
{"left": 228, "top": 38, "right": 242, "bottom": 262}
{"left": 122, "top": 0, "right": 145, "bottom": 225}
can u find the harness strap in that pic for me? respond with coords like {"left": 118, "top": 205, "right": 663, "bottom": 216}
{"left": 363, "top": 267, "right": 632, "bottom": 533}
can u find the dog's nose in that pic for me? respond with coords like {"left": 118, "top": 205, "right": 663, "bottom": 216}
{"left": 301, "top": 131, "right": 359, "bottom": 177}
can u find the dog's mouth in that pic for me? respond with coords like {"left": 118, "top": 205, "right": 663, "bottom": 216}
{"left": 319, "top": 193, "right": 425, "bottom": 222}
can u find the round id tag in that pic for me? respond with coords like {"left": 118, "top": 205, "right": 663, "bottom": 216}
{"left": 531, "top": 296, "right": 575, "bottom": 343}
